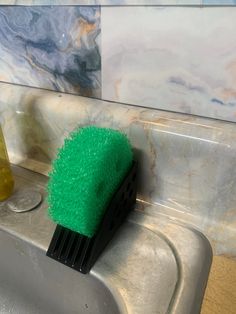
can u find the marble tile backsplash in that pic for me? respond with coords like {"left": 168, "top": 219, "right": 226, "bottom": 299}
{"left": 0, "top": 6, "right": 236, "bottom": 122}
{"left": 102, "top": 7, "right": 236, "bottom": 122}
{"left": 203, "top": 0, "right": 236, "bottom": 3}
{"left": 0, "top": 6, "right": 101, "bottom": 97}
{"left": 0, "top": 1, "right": 204, "bottom": 5}
{"left": 0, "top": 1, "right": 236, "bottom": 5}
{"left": 1, "top": 82, "right": 236, "bottom": 256}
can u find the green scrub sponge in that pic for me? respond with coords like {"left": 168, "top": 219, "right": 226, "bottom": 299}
{"left": 47, "top": 126, "right": 133, "bottom": 238}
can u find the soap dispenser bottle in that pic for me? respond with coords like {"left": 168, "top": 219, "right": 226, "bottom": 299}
{"left": 0, "top": 125, "right": 14, "bottom": 201}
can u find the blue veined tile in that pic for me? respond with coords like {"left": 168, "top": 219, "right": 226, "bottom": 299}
{"left": 0, "top": 0, "right": 201, "bottom": 5}
{"left": 204, "top": 0, "right": 236, "bottom": 4}
{"left": 203, "top": 0, "right": 236, "bottom": 4}
{"left": 0, "top": 6, "right": 101, "bottom": 97}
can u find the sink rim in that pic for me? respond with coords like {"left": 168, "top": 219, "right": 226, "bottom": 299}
{"left": 0, "top": 165, "right": 213, "bottom": 314}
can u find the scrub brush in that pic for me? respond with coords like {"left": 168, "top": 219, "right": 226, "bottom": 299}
{"left": 46, "top": 126, "right": 138, "bottom": 273}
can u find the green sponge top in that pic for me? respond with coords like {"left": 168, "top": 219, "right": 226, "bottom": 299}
{"left": 47, "top": 126, "right": 133, "bottom": 238}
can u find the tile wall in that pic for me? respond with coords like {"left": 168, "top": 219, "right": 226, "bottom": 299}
{"left": 0, "top": 6, "right": 101, "bottom": 97}
{"left": 102, "top": 7, "right": 236, "bottom": 122}
{"left": 0, "top": 4, "right": 236, "bottom": 122}
{"left": 1, "top": 82, "right": 236, "bottom": 255}
{"left": 0, "top": 1, "right": 236, "bottom": 5}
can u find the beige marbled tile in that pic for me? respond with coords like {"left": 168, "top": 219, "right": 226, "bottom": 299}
{"left": 1, "top": 82, "right": 236, "bottom": 257}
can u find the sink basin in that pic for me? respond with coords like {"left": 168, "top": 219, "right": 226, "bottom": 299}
{"left": 0, "top": 230, "right": 120, "bottom": 314}
{"left": 0, "top": 166, "right": 212, "bottom": 314}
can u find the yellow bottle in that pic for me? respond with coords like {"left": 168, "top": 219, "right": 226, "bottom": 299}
{"left": 0, "top": 125, "right": 14, "bottom": 201}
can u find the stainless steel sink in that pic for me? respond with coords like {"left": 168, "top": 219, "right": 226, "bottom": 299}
{"left": 0, "top": 166, "right": 212, "bottom": 314}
